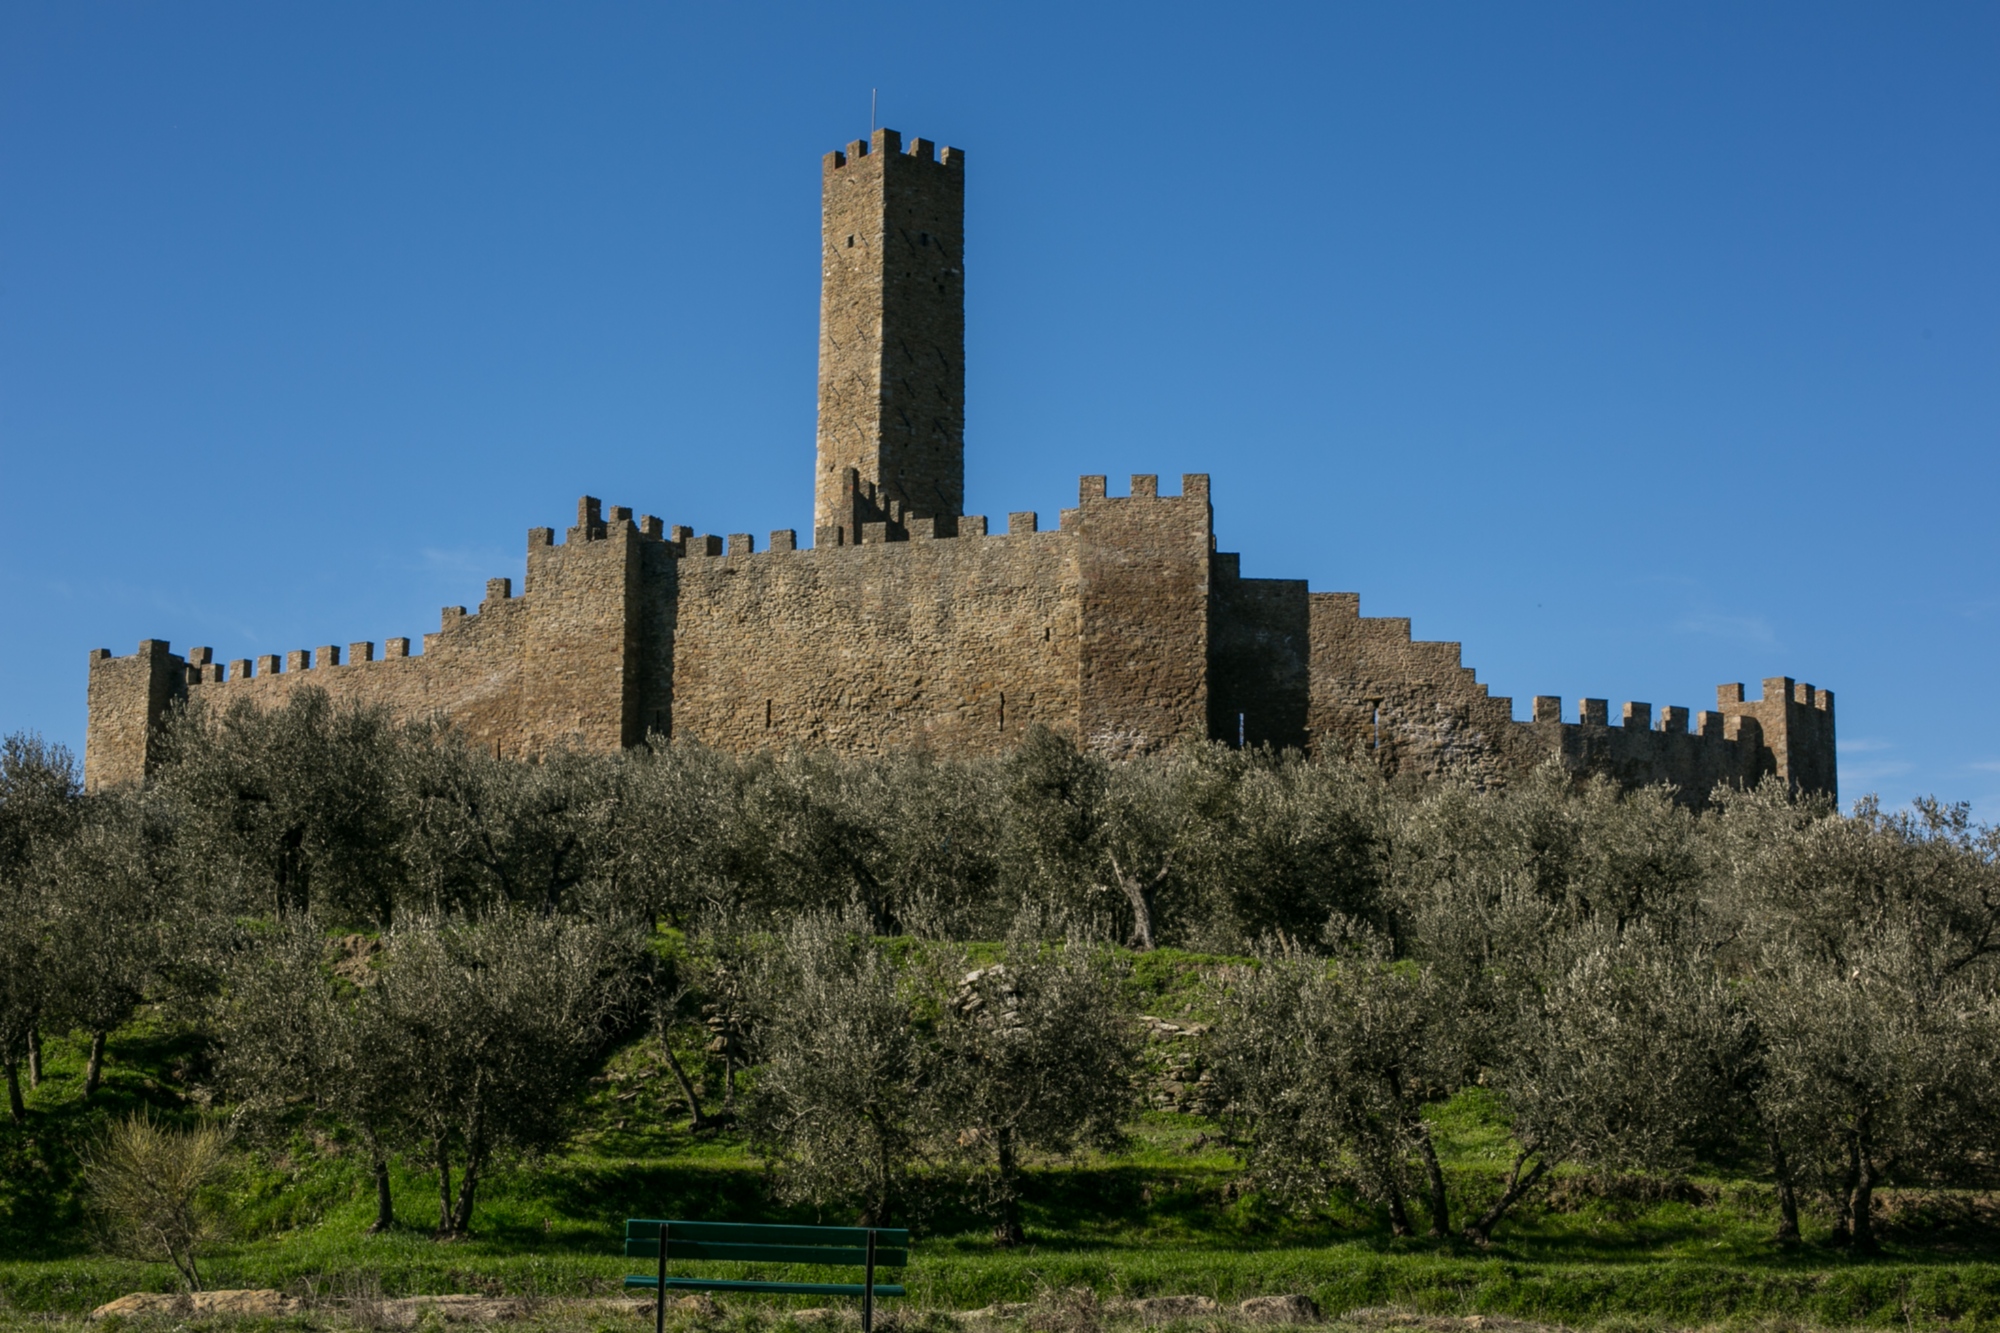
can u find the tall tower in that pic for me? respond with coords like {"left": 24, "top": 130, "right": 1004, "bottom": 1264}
{"left": 813, "top": 128, "right": 965, "bottom": 546}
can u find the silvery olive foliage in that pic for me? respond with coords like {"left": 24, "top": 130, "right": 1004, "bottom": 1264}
{"left": 1708, "top": 785, "right": 2000, "bottom": 1248}
{"left": 215, "top": 910, "right": 642, "bottom": 1235}
{"left": 935, "top": 919, "right": 1140, "bottom": 1244}
{"left": 1212, "top": 942, "right": 1459, "bottom": 1238}
{"left": 6, "top": 693, "right": 2000, "bottom": 1255}
{"left": 742, "top": 909, "right": 935, "bottom": 1225}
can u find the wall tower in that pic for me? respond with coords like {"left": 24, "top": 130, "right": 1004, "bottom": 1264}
{"left": 813, "top": 128, "right": 966, "bottom": 546}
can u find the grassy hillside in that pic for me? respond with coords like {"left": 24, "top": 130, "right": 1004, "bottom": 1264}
{"left": 2, "top": 951, "right": 1996, "bottom": 1328}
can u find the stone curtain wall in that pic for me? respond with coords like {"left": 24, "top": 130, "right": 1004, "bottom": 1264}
{"left": 667, "top": 520, "right": 1079, "bottom": 754}
{"left": 83, "top": 479, "right": 1839, "bottom": 802}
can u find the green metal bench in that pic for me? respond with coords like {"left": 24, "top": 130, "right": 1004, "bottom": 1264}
{"left": 623, "top": 1219, "right": 909, "bottom": 1333}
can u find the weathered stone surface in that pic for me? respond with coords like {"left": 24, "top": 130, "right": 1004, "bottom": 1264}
{"left": 1111, "top": 1295, "right": 1220, "bottom": 1321}
{"left": 92, "top": 1289, "right": 298, "bottom": 1318}
{"left": 1236, "top": 1295, "right": 1320, "bottom": 1324}
{"left": 83, "top": 130, "right": 1836, "bottom": 808}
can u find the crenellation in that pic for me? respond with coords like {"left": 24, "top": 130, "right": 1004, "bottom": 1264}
{"left": 84, "top": 127, "right": 1834, "bottom": 807}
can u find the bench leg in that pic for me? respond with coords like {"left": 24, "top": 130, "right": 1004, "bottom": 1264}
{"left": 656, "top": 1222, "right": 668, "bottom": 1333}
{"left": 862, "top": 1230, "right": 876, "bottom": 1333}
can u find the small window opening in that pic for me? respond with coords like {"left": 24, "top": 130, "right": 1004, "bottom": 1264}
{"left": 1042, "top": 626, "right": 1051, "bottom": 642}
{"left": 846, "top": 234, "right": 855, "bottom": 248}
{"left": 920, "top": 231, "right": 930, "bottom": 247}
{"left": 764, "top": 699, "right": 773, "bottom": 729}
{"left": 998, "top": 692, "right": 1006, "bottom": 731}
{"left": 1237, "top": 713, "right": 1246, "bottom": 748}
{"left": 1372, "top": 706, "right": 1382, "bottom": 751}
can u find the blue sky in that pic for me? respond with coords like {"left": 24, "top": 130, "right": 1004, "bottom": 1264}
{"left": 3, "top": 3, "right": 1996, "bottom": 814}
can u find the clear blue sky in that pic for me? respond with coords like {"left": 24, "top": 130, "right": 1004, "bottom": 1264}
{"left": 4, "top": 3, "right": 1996, "bottom": 815}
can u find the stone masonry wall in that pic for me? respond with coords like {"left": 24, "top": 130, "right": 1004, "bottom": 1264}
{"left": 667, "top": 514, "right": 1077, "bottom": 754}
{"left": 1072, "top": 475, "right": 1214, "bottom": 757}
{"left": 83, "top": 483, "right": 1837, "bottom": 803}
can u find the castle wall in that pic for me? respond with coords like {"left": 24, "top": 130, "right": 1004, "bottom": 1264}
{"left": 1208, "top": 559, "right": 1312, "bottom": 753}
{"left": 1073, "top": 475, "right": 1214, "bottom": 757}
{"left": 82, "top": 487, "right": 1839, "bottom": 803}
{"left": 666, "top": 514, "right": 1079, "bottom": 754}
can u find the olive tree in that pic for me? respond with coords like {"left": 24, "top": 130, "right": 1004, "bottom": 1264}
{"left": 370, "top": 912, "right": 642, "bottom": 1234}
{"left": 211, "top": 917, "right": 410, "bottom": 1231}
{"left": 0, "top": 733, "right": 81, "bottom": 1116}
{"left": 43, "top": 791, "right": 168, "bottom": 1097}
{"left": 1714, "top": 787, "right": 2000, "bottom": 1248}
{"left": 935, "top": 923, "right": 1139, "bottom": 1244}
{"left": 1211, "top": 942, "right": 1461, "bottom": 1238}
{"left": 1470, "top": 924, "right": 1749, "bottom": 1242}
{"left": 155, "top": 692, "right": 406, "bottom": 923}
{"left": 743, "top": 911, "right": 935, "bottom": 1224}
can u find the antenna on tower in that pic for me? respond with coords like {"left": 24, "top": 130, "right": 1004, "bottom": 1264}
{"left": 870, "top": 88, "right": 877, "bottom": 137}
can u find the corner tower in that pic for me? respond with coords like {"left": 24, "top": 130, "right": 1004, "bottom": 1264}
{"left": 814, "top": 128, "right": 965, "bottom": 546}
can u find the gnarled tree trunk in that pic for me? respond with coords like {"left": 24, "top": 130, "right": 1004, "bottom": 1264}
{"left": 83, "top": 1031, "right": 107, "bottom": 1097}
{"left": 1463, "top": 1145, "right": 1549, "bottom": 1244}
{"left": 992, "top": 1125, "right": 1025, "bottom": 1247}
{"left": 1768, "top": 1130, "right": 1800, "bottom": 1244}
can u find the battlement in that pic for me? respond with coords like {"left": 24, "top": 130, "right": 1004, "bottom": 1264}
{"left": 823, "top": 127, "right": 964, "bottom": 171}
{"left": 1076, "top": 473, "right": 1213, "bottom": 503}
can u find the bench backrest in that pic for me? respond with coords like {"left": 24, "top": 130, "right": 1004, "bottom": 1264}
{"left": 624, "top": 1221, "right": 910, "bottom": 1269}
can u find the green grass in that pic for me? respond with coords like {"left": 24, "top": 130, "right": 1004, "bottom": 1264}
{"left": 3, "top": 978, "right": 1998, "bottom": 1330}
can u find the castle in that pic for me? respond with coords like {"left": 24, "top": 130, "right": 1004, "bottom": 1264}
{"left": 84, "top": 129, "right": 1837, "bottom": 802}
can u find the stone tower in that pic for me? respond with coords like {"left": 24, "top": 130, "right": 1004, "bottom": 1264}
{"left": 813, "top": 128, "right": 966, "bottom": 547}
